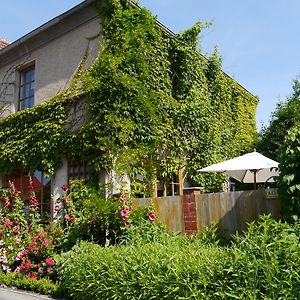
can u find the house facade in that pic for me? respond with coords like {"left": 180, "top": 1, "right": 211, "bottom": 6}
{"left": 0, "top": 0, "right": 258, "bottom": 220}
{"left": 0, "top": 0, "right": 105, "bottom": 219}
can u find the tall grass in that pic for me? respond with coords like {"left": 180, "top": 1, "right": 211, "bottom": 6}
{"left": 59, "top": 215, "right": 300, "bottom": 300}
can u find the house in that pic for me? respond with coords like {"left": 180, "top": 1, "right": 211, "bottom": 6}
{"left": 0, "top": 0, "right": 258, "bottom": 220}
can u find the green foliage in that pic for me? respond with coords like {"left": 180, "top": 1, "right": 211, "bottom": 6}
{"left": 256, "top": 78, "right": 300, "bottom": 161}
{"left": 59, "top": 216, "right": 300, "bottom": 300}
{"left": 59, "top": 239, "right": 227, "bottom": 300}
{"left": 278, "top": 124, "right": 300, "bottom": 221}
{"left": 0, "top": 0, "right": 257, "bottom": 192}
{"left": 227, "top": 215, "right": 300, "bottom": 299}
{"left": 0, "top": 272, "right": 59, "bottom": 295}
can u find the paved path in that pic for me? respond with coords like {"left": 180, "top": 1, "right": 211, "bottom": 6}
{"left": 0, "top": 287, "right": 52, "bottom": 300}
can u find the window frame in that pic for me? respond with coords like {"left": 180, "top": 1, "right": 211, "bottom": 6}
{"left": 18, "top": 65, "right": 35, "bottom": 111}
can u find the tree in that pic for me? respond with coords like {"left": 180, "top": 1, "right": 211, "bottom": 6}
{"left": 256, "top": 78, "right": 300, "bottom": 161}
{"left": 278, "top": 124, "right": 300, "bottom": 221}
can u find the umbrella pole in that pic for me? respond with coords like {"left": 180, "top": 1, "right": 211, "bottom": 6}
{"left": 254, "top": 170, "right": 257, "bottom": 190}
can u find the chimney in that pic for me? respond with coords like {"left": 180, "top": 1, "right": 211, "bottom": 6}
{"left": 0, "top": 38, "right": 10, "bottom": 50}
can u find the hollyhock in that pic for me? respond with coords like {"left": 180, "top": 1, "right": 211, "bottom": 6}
{"left": 119, "top": 193, "right": 129, "bottom": 202}
{"left": 120, "top": 206, "right": 130, "bottom": 221}
{"left": 4, "top": 219, "right": 13, "bottom": 228}
{"left": 13, "top": 227, "right": 19, "bottom": 235}
{"left": 65, "top": 214, "right": 75, "bottom": 221}
{"left": 61, "top": 184, "right": 68, "bottom": 191}
{"left": 54, "top": 203, "right": 62, "bottom": 212}
{"left": 2, "top": 196, "right": 11, "bottom": 208}
{"left": 30, "top": 197, "right": 39, "bottom": 207}
{"left": 64, "top": 198, "right": 70, "bottom": 205}
{"left": 148, "top": 211, "right": 156, "bottom": 222}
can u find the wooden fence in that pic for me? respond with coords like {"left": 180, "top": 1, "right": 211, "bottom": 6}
{"left": 134, "top": 188, "right": 280, "bottom": 236}
{"left": 133, "top": 196, "right": 184, "bottom": 233}
{"left": 196, "top": 189, "right": 280, "bottom": 237}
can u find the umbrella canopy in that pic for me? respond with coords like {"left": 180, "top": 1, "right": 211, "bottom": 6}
{"left": 199, "top": 151, "right": 279, "bottom": 188}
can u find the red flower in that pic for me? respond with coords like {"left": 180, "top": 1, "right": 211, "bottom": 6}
{"left": 42, "top": 238, "right": 51, "bottom": 247}
{"left": 64, "top": 198, "right": 70, "bottom": 205}
{"left": 4, "top": 219, "right": 13, "bottom": 228}
{"left": 2, "top": 196, "right": 11, "bottom": 208}
{"left": 28, "top": 243, "right": 36, "bottom": 250}
{"left": 47, "top": 268, "right": 53, "bottom": 273}
{"left": 30, "top": 197, "right": 39, "bottom": 207}
{"left": 45, "top": 257, "right": 55, "bottom": 266}
{"left": 65, "top": 214, "right": 75, "bottom": 221}
{"left": 27, "top": 183, "right": 34, "bottom": 190}
{"left": 38, "top": 231, "right": 46, "bottom": 238}
{"left": 61, "top": 184, "right": 68, "bottom": 191}
{"left": 27, "top": 273, "right": 38, "bottom": 280}
{"left": 13, "top": 227, "right": 19, "bottom": 235}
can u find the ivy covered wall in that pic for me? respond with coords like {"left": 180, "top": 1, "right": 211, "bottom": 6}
{"left": 0, "top": 0, "right": 258, "bottom": 192}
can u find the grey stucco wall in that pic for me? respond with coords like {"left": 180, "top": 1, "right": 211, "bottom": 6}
{"left": 0, "top": 3, "right": 101, "bottom": 116}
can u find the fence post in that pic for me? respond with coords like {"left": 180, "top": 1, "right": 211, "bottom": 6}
{"left": 183, "top": 187, "right": 201, "bottom": 235}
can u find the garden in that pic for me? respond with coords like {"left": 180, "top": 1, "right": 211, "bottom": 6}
{"left": 1, "top": 179, "right": 300, "bottom": 299}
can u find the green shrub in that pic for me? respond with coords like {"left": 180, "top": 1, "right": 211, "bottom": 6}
{"left": 0, "top": 272, "right": 59, "bottom": 295}
{"left": 226, "top": 215, "right": 300, "bottom": 299}
{"left": 59, "top": 239, "right": 228, "bottom": 300}
{"left": 59, "top": 216, "right": 300, "bottom": 300}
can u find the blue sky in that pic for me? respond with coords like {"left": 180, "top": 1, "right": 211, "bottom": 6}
{"left": 2, "top": 0, "right": 300, "bottom": 130}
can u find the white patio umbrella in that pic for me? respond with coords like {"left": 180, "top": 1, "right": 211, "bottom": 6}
{"left": 199, "top": 151, "right": 279, "bottom": 189}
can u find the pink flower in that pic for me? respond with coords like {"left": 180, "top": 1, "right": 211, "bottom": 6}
{"left": 2, "top": 196, "right": 11, "bottom": 208}
{"left": 47, "top": 268, "right": 53, "bottom": 273}
{"left": 28, "top": 243, "right": 36, "bottom": 250}
{"left": 4, "top": 219, "right": 13, "bottom": 228}
{"left": 120, "top": 206, "right": 130, "bottom": 221}
{"left": 13, "top": 228, "right": 19, "bottom": 235}
{"left": 61, "top": 184, "right": 68, "bottom": 191}
{"left": 42, "top": 238, "right": 51, "bottom": 247}
{"left": 120, "top": 193, "right": 129, "bottom": 202}
{"left": 30, "top": 197, "right": 39, "bottom": 207}
{"left": 65, "top": 214, "right": 75, "bottom": 222}
{"left": 64, "top": 198, "right": 70, "bottom": 205}
{"left": 45, "top": 257, "right": 55, "bottom": 266}
{"left": 148, "top": 211, "right": 156, "bottom": 222}
{"left": 27, "top": 273, "right": 38, "bottom": 280}
{"left": 54, "top": 203, "right": 62, "bottom": 212}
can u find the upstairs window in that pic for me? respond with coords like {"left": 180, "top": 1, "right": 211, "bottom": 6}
{"left": 19, "top": 66, "right": 35, "bottom": 110}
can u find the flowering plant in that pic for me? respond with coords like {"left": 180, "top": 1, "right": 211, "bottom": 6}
{"left": 0, "top": 181, "right": 62, "bottom": 280}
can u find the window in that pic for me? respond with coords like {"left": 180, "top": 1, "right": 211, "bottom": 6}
{"left": 6, "top": 170, "right": 52, "bottom": 222}
{"left": 68, "top": 160, "right": 89, "bottom": 183}
{"left": 19, "top": 66, "right": 35, "bottom": 110}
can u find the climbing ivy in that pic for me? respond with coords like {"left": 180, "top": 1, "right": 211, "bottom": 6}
{"left": 0, "top": 0, "right": 257, "bottom": 192}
